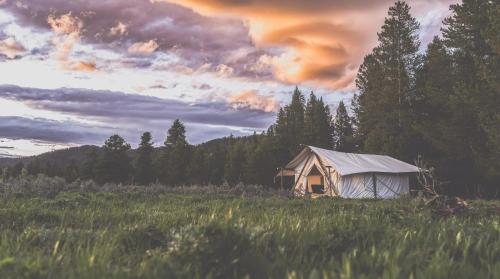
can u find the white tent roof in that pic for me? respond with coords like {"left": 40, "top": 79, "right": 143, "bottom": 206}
{"left": 286, "top": 146, "right": 420, "bottom": 176}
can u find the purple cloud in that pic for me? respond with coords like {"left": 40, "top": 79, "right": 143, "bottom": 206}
{"left": 0, "top": 85, "right": 276, "bottom": 145}
{"left": 2, "top": 0, "right": 274, "bottom": 78}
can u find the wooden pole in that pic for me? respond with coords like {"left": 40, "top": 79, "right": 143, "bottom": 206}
{"left": 372, "top": 173, "right": 378, "bottom": 199}
{"left": 326, "top": 166, "right": 333, "bottom": 196}
{"left": 280, "top": 168, "right": 284, "bottom": 190}
{"left": 291, "top": 155, "right": 312, "bottom": 195}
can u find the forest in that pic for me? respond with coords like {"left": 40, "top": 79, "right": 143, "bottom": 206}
{"left": 1, "top": 0, "right": 499, "bottom": 198}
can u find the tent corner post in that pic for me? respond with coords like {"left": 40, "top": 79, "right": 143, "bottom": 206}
{"left": 372, "top": 173, "right": 378, "bottom": 199}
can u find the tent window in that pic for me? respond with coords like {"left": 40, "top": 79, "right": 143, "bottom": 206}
{"left": 308, "top": 165, "right": 321, "bottom": 175}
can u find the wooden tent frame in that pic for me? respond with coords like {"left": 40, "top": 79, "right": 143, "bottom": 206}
{"left": 290, "top": 148, "right": 339, "bottom": 196}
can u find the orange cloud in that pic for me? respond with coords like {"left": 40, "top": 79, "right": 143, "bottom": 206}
{"left": 0, "top": 37, "right": 26, "bottom": 59}
{"left": 110, "top": 22, "right": 128, "bottom": 36}
{"left": 161, "top": 0, "right": 391, "bottom": 90}
{"left": 67, "top": 61, "right": 97, "bottom": 72}
{"left": 47, "top": 13, "right": 97, "bottom": 72}
{"left": 163, "top": 0, "right": 456, "bottom": 90}
{"left": 227, "top": 90, "right": 279, "bottom": 112}
{"left": 128, "top": 39, "right": 159, "bottom": 55}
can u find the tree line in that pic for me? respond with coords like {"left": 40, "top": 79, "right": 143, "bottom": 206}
{"left": 1, "top": 0, "right": 498, "bottom": 197}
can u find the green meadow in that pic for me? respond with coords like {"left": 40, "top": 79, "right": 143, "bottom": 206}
{"left": 0, "top": 192, "right": 498, "bottom": 279}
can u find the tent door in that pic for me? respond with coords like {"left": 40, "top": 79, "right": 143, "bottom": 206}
{"left": 306, "top": 165, "right": 325, "bottom": 194}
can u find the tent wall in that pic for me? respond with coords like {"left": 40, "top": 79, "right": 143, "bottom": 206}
{"left": 290, "top": 148, "right": 413, "bottom": 199}
{"left": 372, "top": 174, "right": 410, "bottom": 198}
{"left": 293, "top": 158, "right": 410, "bottom": 198}
{"left": 338, "top": 173, "right": 410, "bottom": 198}
{"left": 337, "top": 174, "right": 374, "bottom": 198}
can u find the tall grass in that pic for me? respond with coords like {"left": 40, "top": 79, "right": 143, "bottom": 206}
{"left": 0, "top": 180, "right": 498, "bottom": 278}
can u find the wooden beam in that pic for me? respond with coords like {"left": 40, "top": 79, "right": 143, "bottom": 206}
{"left": 313, "top": 153, "right": 339, "bottom": 196}
{"left": 291, "top": 154, "right": 312, "bottom": 195}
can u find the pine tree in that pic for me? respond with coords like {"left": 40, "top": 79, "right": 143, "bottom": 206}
{"left": 355, "top": 0, "right": 421, "bottom": 160}
{"left": 95, "top": 135, "right": 132, "bottom": 184}
{"left": 303, "top": 92, "right": 318, "bottom": 146}
{"left": 160, "top": 119, "right": 190, "bottom": 185}
{"left": 135, "top": 132, "right": 155, "bottom": 185}
{"left": 274, "top": 86, "right": 305, "bottom": 162}
{"left": 224, "top": 141, "right": 247, "bottom": 185}
{"left": 245, "top": 134, "right": 278, "bottom": 186}
{"left": 208, "top": 143, "right": 226, "bottom": 185}
{"left": 304, "top": 92, "right": 333, "bottom": 148}
{"left": 333, "top": 101, "right": 355, "bottom": 152}
{"left": 165, "top": 119, "right": 187, "bottom": 146}
{"left": 80, "top": 148, "right": 98, "bottom": 181}
{"left": 26, "top": 158, "right": 41, "bottom": 176}
{"left": 187, "top": 147, "right": 209, "bottom": 185}
{"left": 314, "top": 97, "right": 334, "bottom": 148}
{"left": 440, "top": 0, "right": 499, "bottom": 195}
{"left": 64, "top": 160, "right": 79, "bottom": 183}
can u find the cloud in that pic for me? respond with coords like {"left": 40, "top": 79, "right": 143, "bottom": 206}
{"left": 110, "top": 21, "right": 127, "bottom": 36}
{"left": 2, "top": 0, "right": 458, "bottom": 90}
{"left": 0, "top": 146, "right": 14, "bottom": 149}
{"left": 0, "top": 116, "right": 110, "bottom": 144}
{"left": 193, "top": 83, "right": 212, "bottom": 90}
{"left": 47, "top": 12, "right": 82, "bottom": 34}
{"left": 128, "top": 40, "right": 159, "bottom": 55}
{"left": 3, "top": 0, "right": 263, "bottom": 77}
{"left": 47, "top": 12, "right": 97, "bottom": 72}
{"left": 164, "top": 0, "right": 458, "bottom": 89}
{"left": 0, "top": 85, "right": 276, "bottom": 144}
{"left": 215, "top": 64, "right": 234, "bottom": 78}
{"left": 227, "top": 90, "right": 279, "bottom": 113}
{"left": 0, "top": 37, "right": 26, "bottom": 59}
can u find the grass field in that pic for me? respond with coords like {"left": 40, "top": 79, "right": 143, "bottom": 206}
{"left": 0, "top": 191, "right": 499, "bottom": 278}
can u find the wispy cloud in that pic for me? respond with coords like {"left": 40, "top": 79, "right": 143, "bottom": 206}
{"left": 128, "top": 40, "right": 159, "bottom": 55}
{"left": 0, "top": 85, "right": 276, "bottom": 145}
{"left": 47, "top": 12, "right": 97, "bottom": 72}
{"left": 0, "top": 37, "right": 26, "bottom": 59}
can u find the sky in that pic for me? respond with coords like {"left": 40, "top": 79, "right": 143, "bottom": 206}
{"left": 0, "top": 0, "right": 458, "bottom": 157}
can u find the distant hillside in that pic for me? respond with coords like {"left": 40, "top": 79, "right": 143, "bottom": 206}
{"left": 0, "top": 145, "right": 100, "bottom": 168}
{"left": 0, "top": 135, "right": 259, "bottom": 168}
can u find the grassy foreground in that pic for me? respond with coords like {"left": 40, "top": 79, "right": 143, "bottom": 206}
{"left": 0, "top": 192, "right": 499, "bottom": 279}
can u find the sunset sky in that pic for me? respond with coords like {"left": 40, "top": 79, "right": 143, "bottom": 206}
{"left": 0, "top": 0, "right": 457, "bottom": 157}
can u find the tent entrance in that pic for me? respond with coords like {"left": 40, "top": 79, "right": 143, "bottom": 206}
{"left": 306, "top": 165, "right": 325, "bottom": 194}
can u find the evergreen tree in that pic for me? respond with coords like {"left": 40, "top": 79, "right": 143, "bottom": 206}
{"left": 80, "top": 148, "right": 98, "bottom": 181}
{"left": 165, "top": 119, "right": 187, "bottom": 146}
{"left": 439, "top": 0, "right": 499, "bottom": 195}
{"left": 333, "top": 101, "right": 356, "bottom": 152}
{"left": 135, "top": 132, "right": 154, "bottom": 185}
{"left": 10, "top": 162, "right": 24, "bottom": 177}
{"left": 355, "top": 0, "right": 421, "bottom": 160}
{"left": 303, "top": 92, "right": 318, "bottom": 146}
{"left": 95, "top": 135, "right": 132, "bottom": 184}
{"left": 160, "top": 119, "right": 190, "bottom": 185}
{"left": 314, "top": 97, "right": 334, "bottom": 148}
{"left": 208, "top": 143, "right": 226, "bottom": 185}
{"left": 187, "top": 147, "right": 209, "bottom": 185}
{"left": 274, "top": 86, "right": 305, "bottom": 163}
{"left": 26, "top": 158, "right": 41, "bottom": 176}
{"left": 64, "top": 160, "right": 79, "bottom": 182}
{"left": 304, "top": 92, "right": 333, "bottom": 148}
{"left": 245, "top": 134, "right": 278, "bottom": 186}
{"left": 224, "top": 141, "right": 247, "bottom": 185}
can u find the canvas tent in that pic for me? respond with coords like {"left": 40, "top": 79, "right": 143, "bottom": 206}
{"left": 280, "top": 146, "right": 420, "bottom": 198}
